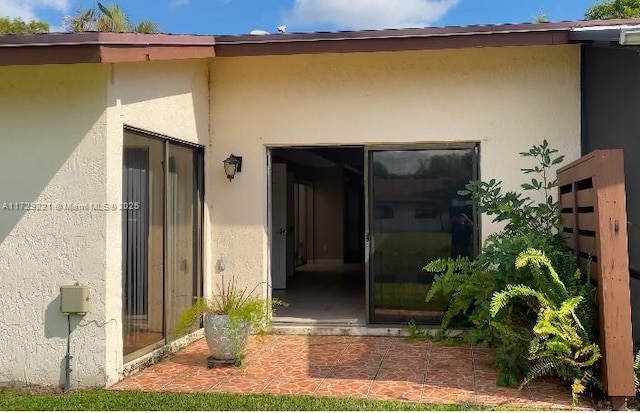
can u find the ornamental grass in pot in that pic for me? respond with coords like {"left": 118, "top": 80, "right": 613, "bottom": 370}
{"left": 175, "top": 274, "right": 286, "bottom": 367}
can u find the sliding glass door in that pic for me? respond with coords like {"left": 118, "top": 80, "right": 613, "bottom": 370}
{"left": 122, "top": 129, "right": 204, "bottom": 362}
{"left": 166, "top": 144, "right": 203, "bottom": 341}
{"left": 368, "top": 146, "right": 478, "bottom": 324}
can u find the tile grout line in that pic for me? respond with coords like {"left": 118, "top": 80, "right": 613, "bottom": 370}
{"left": 207, "top": 335, "right": 280, "bottom": 392}
{"left": 419, "top": 340, "right": 432, "bottom": 402}
{"left": 259, "top": 337, "right": 308, "bottom": 394}
{"left": 365, "top": 338, "right": 393, "bottom": 399}
{"left": 159, "top": 365, "right": 197, "bottom": 391}
{"left": 470, "top": 343, "right": 479, "bottom": 405}
{"left": 311, "top": 336, "right": 356, "bottom": 397}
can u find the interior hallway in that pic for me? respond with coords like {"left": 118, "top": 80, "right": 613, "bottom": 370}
{"left": 273, "top": 262, "right": 366, "bottom": 326}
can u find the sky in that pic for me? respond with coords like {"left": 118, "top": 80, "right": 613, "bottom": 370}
{"left": 0, "top": 0, "right": 603, "bottom": 35}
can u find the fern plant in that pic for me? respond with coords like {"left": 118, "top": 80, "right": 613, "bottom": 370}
{"left": 424, "top": 257, "right": 499, "bottom": 345}
{"left": 491, "top": 249, "right": 600, "bottom": 405}
{"left": 423, "top": 141, "right": 599, "bottom": 399}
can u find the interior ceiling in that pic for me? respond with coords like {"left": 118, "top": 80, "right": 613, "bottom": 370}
{"left": 272, "top": 147, "right": 364, "bottom": 172}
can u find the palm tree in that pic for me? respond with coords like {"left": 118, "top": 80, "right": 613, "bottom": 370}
{"left": 65, "top": 2, "right": 160, "bottom": 34}
{"left": 134, "top": 20, "right": 160, "bottom": 34}
{"left": 96, "top": 2, "right": 132, "bottom": 32}
{"left": 64, "top": 8, "right": 97, "bottom": 32}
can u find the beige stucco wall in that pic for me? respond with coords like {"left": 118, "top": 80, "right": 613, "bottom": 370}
{"left": 0, "top": 58, "right": 210, "bottom": 389}
{"left": 0, "top": 63, "right": 110, "bottom": 388}
{"left": 0, "top": 42, "right": 581, "bottom": 386}
{"left": 210, "top": 45, "right": 582, "bottom": 297}
{"left": 105, "top": 59, "right": 210, "bottom": 384}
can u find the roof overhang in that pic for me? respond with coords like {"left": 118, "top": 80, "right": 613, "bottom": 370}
{"left": 214, "top": 19, "right": 640, "bottom": 57}
{"left": 620, "top": 27, "right": 640, "bottom": 45}
{"left": 569, "top": 23, "right": 640, "bottom": 44}
{"left": 0, "top": 32, "right": 215, "bottom": 66}
{"left": 3, "top": 19, "right": 640, "bottom": 65}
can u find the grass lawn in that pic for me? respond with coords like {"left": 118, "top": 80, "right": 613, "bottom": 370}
{"left": 372, "top": 231, "right": 452, "bottom": 314}
{"left": 374, "top": 282, "right": 449, "bottom": 311}
{"left": 0, "top": 388, "right": 513, "bottom": 411}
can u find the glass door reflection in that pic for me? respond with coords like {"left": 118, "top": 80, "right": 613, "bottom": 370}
{"left": 369, "top": 147, "right": 477, "bottom": 324}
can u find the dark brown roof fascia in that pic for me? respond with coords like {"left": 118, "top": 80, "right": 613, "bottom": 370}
{"left": 2, "top": 19, "right": 640, "bottom": 65}
{"left": 215, "top": 30, "right": 570, "bottom": 56}
{"left": 214, "top": 19, "right": 640, "bottom": 57}
{"left": 99, "top": 45, "right": 214, "bottom": 63}
{"left": 0, "top": 44, "right": 102, "bottom": 65}
{"left": 0, "top": 32, "right": 215, "bottom": 66}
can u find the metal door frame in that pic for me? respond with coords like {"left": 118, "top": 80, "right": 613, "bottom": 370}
{"left": 266, "top": 145, "right": 367, "bottom": 323}
{"left": 364, "top": 142, "right": 480, "bottom": 325}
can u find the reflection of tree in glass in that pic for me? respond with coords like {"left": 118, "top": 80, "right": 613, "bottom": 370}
{"left": 451, "top": 211, "right": 474, "bottom": 258}
{"left": 372, "top": 160, "right": 392, "bottom": 178}
{"left": 416, "top": 152, "right": 472, "bottom": 186}
{"left": 374, "top": 151, "right": 473, "bottom": 183}
{"left": 416, "top": 151, "right": 474, "bottom": 218}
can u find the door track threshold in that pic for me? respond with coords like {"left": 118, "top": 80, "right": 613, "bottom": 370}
{"left": 273, "top": 324, "right": 412, "bottom": 337}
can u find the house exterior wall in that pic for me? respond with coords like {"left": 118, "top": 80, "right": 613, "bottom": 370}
{"left": 0, "top": 63, "right": 110, "bottom": 388}
{"left": 105, "top": 58, "right": 210, "bottom": 384}
{"left": 0, "top": 41, "right": 583, "bottom": 387}
{"left": 0, "top": 58, "right": 210, "bottom": 389}
{"left": 581, "top": 45, "right": 640, "bottom": 342}
{"left": 210, "top": 45, "right": 582, "bottom": 300}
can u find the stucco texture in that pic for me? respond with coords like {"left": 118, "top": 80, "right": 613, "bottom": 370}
{"left": 105, "top": 59, "right": 210, "bottom": 385}
{"left": 0, "top": 63, "right": 110, "bottom": 388}
{"left": 0, "top": 58, "right": 210, "bottom": 389}
{"left": 210, "top": 45, "right": 582, "bottom": 296}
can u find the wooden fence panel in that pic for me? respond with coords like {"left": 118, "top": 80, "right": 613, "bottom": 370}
{"left": 557, "top": 149, "right": 634, "bottom": 406}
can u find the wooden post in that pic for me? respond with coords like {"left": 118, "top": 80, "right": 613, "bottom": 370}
{"left": 557, "top": 150, "right": 634, "bottom": 408}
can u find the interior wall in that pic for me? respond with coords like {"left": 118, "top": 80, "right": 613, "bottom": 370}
{"left": 306, "top": 184, "right": 315, "bottom": 263}
{"left": 312, "top": 165, "right": 345, "bottom": 262}
{"left": 582, "top": 44, "right": 640, "bottom": 342}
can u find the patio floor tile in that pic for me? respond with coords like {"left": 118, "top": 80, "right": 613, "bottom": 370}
{"left": 314, "top": 379, "right": 372, "bottom": 398}
{"left": 109, "top": 335, "right": 581, "bottom": 409}
{"left": 369, "top": 380, "right": 422, "bottom": 402}
{"left": 325, "top": 366, "right": 379, "bottom": 380}
{"left": 210, "top": 376, "right": 273, "bottom": 394}
{"left": 421, "top": 385, "right": 476, "bottom": 404}
{"left": 375, "top": 367, "right": 425, "bottom": 383}
{"left": 263, "top": 377, "right": 324, "bottom": 396}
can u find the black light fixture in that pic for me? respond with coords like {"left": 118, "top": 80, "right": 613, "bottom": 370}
{"left": 223, "top": 154, "right": 243, "bottom": 182}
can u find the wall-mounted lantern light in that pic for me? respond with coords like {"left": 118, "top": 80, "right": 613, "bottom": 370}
{"left": 223, "top": 154, "right": 243, "bottom": 182}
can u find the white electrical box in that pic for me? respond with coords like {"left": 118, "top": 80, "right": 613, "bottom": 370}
{"left": 60, "top": 285, "right": 91, "bottom": 315}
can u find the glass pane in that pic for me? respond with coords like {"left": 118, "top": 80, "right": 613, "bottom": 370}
{"left": 370, "top": 148, "right": 476, "bottom": 324}
{"left": 166, "top": 143, "right": 201, "bottom": 340}
{"left": 122, "top": 132, "right": 165, "bottom": 360}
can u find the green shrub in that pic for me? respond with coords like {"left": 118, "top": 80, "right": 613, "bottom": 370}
{"left": 491, "top": 249, "right": 600, "bottom": 404}
{"left": 423, "top": 141, "right": 600, "bottom": 404}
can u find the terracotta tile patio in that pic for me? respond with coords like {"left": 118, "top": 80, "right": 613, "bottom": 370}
{"left": 109, "top": 335, "right": 587, "bottom": 409}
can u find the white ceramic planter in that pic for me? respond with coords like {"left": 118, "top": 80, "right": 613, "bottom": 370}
{"left": 203, "top": 313, "right": 250, "bottom": 364}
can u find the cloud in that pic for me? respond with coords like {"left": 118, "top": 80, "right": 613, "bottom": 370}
{"left": 0, "top": 0, "right": 69, "bottom": 21}
{"left": 286, "top": 0, "right": 460, "bottom": 30}
{"left": 170, "top": 0, "right": 189, "bottom": 7}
